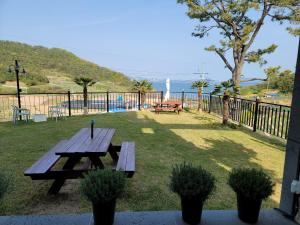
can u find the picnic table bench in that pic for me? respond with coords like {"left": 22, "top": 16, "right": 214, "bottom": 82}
{"left": 24, "top": 128, "right": 135, "bottom": 194}
{"left": 153, "top": 101, "right": 182, "bottom": 114}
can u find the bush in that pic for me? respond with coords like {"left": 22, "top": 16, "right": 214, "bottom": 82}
{"left": 0, "top": 172, "right": 10, "bottom": 200}
{"left": 170, "top": 163, "right": 215, "bottom": 201}
{"left": 228, "top": 168, "right": 274, "bottom": 200}
{"left": 80, "top": 169, "right": 126, "bottom": 204}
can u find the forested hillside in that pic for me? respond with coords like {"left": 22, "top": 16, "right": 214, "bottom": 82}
{"left": 0, "top": 41, "right": 132, "bottom": 93}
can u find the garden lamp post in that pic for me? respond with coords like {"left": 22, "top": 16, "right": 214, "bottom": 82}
{"left": 8, "top": 60, "right": 26, "bottom": 109}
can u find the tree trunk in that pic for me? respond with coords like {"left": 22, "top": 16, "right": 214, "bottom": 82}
{"left": 223, "top": 93, "right": 230, "bottom": 125}
{"left": 197, "top": 89, "right": 203, "bottom": 112}
{"left": 232, "top": 61, "right": 244, "bottom": 95}
{"left": 83, "top": 85, "right": 88, "bottom": 115}
{"left": 141, "top": 93, "right": 145, "bottom": 109}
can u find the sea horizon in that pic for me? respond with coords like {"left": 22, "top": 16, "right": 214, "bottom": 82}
{"left": 151, "top": 79, "right": 261, "bottom": 93}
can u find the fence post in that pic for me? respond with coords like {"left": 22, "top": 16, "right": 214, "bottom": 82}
{"left": 208, "top": 92, "right": 212, "bottom": 113}
{"left": 67, "top": 90, "right": 71, "bottom": 117}
{"left": 181, "top": 91, "right": 184, "bottom": 108}
{"left": 138, "top": 91, "right": 141, "bottom": 110}
{"left": 106, "top": 91, "right": 109, "bottom": 113}
{"left": 253, "top": 98, "right": 260, "bottom": 132}
{"left": 160, "top": 91, "right": 164, "bottom": 103}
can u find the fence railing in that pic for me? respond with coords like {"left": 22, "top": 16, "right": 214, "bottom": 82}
{"left": 0, "top": 91, "right": 291, "bottom": 139}
{"left": 206, "top": 94, "right": 291, "bottom": 139}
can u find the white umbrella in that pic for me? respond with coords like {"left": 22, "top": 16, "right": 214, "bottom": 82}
{"left": 164, "top": 78, "right": 170, "bottom": 101}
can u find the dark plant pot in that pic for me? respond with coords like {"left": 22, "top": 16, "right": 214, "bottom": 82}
{"left": 237, "top": 195, "right": 262, "bottom": 224}
{"left": 92, "top": 200, "right": 116, "bottom": 225}
{"left": 181, "top": 196, "right": 203, "bottom": 225}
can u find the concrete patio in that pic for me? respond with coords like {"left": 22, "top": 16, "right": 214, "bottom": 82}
{"left": 0, "top": 209, "right": 296, "bottom": 225}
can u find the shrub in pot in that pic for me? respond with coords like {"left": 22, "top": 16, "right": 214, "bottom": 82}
{"left": 170, "top": 163, "right": 215, "bottom": 225}
{"left": 228, "top": 168, "right": 274, "bottom": 224}
{"left": 80, "top": 169, "right": 126, "bottom": 225}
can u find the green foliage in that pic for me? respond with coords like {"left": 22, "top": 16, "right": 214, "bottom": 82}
{"left": 22, "top": 73, "right": 49, "bottom": 86}
{"left": 80, "top": 169, "right": 126, "bottom": 204}
{"left": 178, "top": 0, "right": 299, "bottom": 42}
{"left": 132, "top": 80, "right": 153, "bottom": 94}
{"left": 241, "top": 67, "right": 295, "bottom": 95}
{"left": 212, "top": 80, "right": 234, "bottom": 95}
{"left": 191, "top": 80, "right": 209, "bottom": 90}
{"left": 170, "top": 163, "right": 215, "bottom": 201}
{"left": 264, "top": 67, "right": 294, "bottom": 94}
{"left": 27, "top": 85, "right": 64, "bottom": 93}
{"left": 0, "top": 172, "right": 10, "bottom": 201}
{"left": 240, "top": 85, "right": 260, "bottom": 95}
{"left": 178, "top": 0, "right": 299, "bottom": 92}
{"left": 227, "top": 123, "right": 238, "bottom": 129}
{"left": 245, "top": 44, "right": 278, "bottom": 66}
{"left": 228, "top": 168, "right": 274, "bottom": 200}
{"left": 74, "top": 77, "right": 96, "bottom": 87}
{"left": 276, "top": 70, "right": 294, "bottom": 93}
{"left": 0, "top": 41, "right": 132, "bottom": 92}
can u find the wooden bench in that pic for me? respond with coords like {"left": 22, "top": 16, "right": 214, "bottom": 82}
{"left": 154, "top": 102, "right": 182, "bottom": 114}
{"left": 116, "top": 142, "right": 135, "bottom": 178}
{"left": 24, "top": 140, "right": 91, "bottom": 194}
{"left": 24, "top": 140, "right": 68, "bottom": 178}
{"left": 25, "top": 135, "right": 135, "bottom": 194}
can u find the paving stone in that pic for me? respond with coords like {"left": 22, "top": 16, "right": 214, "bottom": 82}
{"left": 0, "top": 209, "right": 296, "bottom": 225}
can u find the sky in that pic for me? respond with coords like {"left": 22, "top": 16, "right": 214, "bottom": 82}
{"left": 0, "top": 0, "right": 298, "bottom": 81}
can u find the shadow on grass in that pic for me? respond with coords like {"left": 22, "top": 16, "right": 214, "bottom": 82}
{"left": 0, "top": 110, "right": 283, "bottom": 214}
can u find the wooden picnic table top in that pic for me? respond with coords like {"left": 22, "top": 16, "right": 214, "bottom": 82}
{"left": 154, "top": 101, "right": 181, "bottom": 106}
{"left": 55, "top": 128, "right": 115, "bottom": 156}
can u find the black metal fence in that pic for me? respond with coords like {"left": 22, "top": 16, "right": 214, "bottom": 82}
{"left": 0, "top": 91, "right": 291, "bottom": 139}
{"left": 206, "top": 94, "right": 291, "bottom": 139}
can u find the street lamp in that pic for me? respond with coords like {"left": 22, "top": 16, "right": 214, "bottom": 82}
{"left": 8, "top": 60, "right": 26, "bottom": 109}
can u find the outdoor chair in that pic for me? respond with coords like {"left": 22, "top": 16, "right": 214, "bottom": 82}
{"left": 48, "top": 105, "right": 65, "bottom": 122}
{"left": 11, "top": 105, "right": 30, "bottom": 124}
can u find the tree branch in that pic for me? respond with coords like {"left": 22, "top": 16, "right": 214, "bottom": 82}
{"left": 210, "top": 16, "right": 233, "bottom": 40}
{"left": 211, "top": 0, "right": 242, "bottom": 40}
{"left": 244, "top": 1, "right": 271, "bottom": 52}
{"left": 215, "top": 49, "right": 234, "bottom": 72}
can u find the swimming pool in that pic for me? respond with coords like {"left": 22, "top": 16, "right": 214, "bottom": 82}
{"left": 61, "top": 100, "right": 150, "bottom": 111}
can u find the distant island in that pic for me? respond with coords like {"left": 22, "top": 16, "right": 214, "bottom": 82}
{"left": 0, "top": 41, "right": 133, "bottom": 93}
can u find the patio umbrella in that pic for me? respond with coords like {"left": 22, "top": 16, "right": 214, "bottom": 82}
{"left": 164, "top": 78, "right": 170, "bottom": 101}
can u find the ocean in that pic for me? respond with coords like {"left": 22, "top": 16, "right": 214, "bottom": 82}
{"left": 152, "top": 80, "right": 215, "bottom": 93}
{"left": 152, "top": 79, "right": 260, "bottom": 93}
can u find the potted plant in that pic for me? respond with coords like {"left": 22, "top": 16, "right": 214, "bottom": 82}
{"left": 228, "top": 168, "right": 274, "bottom": 223}
{"left": 80, "top": 169, "right": 126, "bottom": 225}
{"left": 170, "top": 163, "right": 215, "bottom": 225}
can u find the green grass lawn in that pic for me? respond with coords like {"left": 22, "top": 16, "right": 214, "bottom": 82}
{"left": 0, "top": 110, "right": 285, "bottom": 215}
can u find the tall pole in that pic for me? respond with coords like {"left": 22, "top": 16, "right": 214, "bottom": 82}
{"left": 15, "top": 60, "right": 22, "bottom": 109}
{"left": 279, "top": 38, "right": 300, "bottom": 216}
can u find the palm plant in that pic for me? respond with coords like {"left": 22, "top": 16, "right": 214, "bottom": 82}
{"left": 212, "top": 80, "right": 234, "bottom": 125}
{"left": 192, "top": 80, "right": 209, "bottom": 111}
{"left": 132, "top": 80, "right": 153, "bottom": 109}
{"left": 74, "top": 77, "right": 96, "bottom": 114}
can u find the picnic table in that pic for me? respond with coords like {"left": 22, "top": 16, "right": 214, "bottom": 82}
{"left": 24, "top": 128, "right": 135, "bottom": 194}
{"left": 153, "top": 101, "right": 183, "bottom": 114}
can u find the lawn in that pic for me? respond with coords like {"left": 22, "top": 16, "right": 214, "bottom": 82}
{"left": 0, "top": 110, "right": 285, "bottom": 215}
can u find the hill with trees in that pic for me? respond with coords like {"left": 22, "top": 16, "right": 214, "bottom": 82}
{"left": 240, "top": 67, "right": 294, "bottom": 96}
{"left": 0, "top": 41, "right": 133, "bottom": 93}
